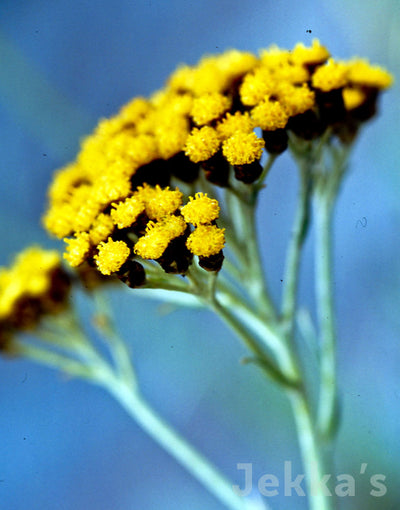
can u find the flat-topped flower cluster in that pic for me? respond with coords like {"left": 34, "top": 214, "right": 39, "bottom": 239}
{"left": 43, "top": 39, "right": 392, "bottom": 283}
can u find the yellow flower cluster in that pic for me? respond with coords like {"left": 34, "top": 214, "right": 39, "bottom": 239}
{"left": 0, "top": 247, "right": 70, "bottom": 348}
{"left": 56, "top": 182, "right": 225, "bottom": 282}
{"left": 43, "top": 40, "right": 392, "bottom": 282}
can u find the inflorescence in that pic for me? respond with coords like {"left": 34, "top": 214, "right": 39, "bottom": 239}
{"left": 0, "top": 247, "right": 71, "bottom": 350}
{"left": 43, "top": 39, "right": 392, "bottom": 285}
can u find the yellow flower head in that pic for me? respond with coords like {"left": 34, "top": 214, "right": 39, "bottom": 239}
{"left": 222, "top": 132, "right": 265, "bottom": 166}
{"left": 0, "top": 247, "right": 67, "bottom": 326}
{"left": 186, "top": 225, "right": 225, "bottom": 257}
{"left": 239, "top": 68, "right": 274, "bottom": 106}
{"left": 118, "top": 96, "right": 152, "bottom": 124}
{"left": 251, "top": 100, "right": 289, "bottom": 131}
{"left": 216, "top": 111, "right": 254, "bottom": 140}
{"left": 291, "top": 39, "right": 330, "bottom": 67}
{"left": 134, "top": 185, "right": 183, "bottom": 221}
{"left": 47, "top": 162, "right": 89, "bottom": 205}
{"left": 181, "top": 193, "right": 220, "bottom": 226}
{"left": 342, "top": 87, "right": 366, "bottom": 111}
{"left": 43, "top": 203, "right": 77, "bottom": 239}
{"left": 345, "top": 59, "right": 393, "bottom": 89}
{"left": 111, "top": 196, "right": 146, "bottom": 229}
{"left": 71, "top": 198, "right": 103, "bottom": 234}
{"left": 259, "top": 45, "right": 291, "bottom": 69}
{"left": 95, "top": 239, "right": 131, "bottom": 275}
{"left": 64, "top": 232, "right": 91, "bottom": 267}
{"left": 89, "top": 213, "right": 115, "bottom": 245}
{"left": 154, "top": 115, "right": 190, "bottom": 160}
{"left": 151, "top": 90, "right": 194, "bottom": 116}
{"left": 134, "top": 216, "right": 187, "bottom": 260}
{"left": 312, "top": 59, "right": 348, "bottom": 92}
{"left": 93, "top": 173, "right": 132, "bottom": 207}
{"left": 184, "top": 126, "right": 221, "bottom": 163}
{"left": 191, "top": 92, "right": 232, "bottom": 126}
{"left": 216, "top": 49, "right": 259, "bottom": 79}
{"left": 277, "top": 83, "right": 316, "bottom": 116}
{"left": 274, "top": 63, "right": 310, "bottom": 85}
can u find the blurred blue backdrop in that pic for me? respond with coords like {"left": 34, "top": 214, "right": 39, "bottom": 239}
{"left": 0, "top": 1, "right": 399, "bottom": 509}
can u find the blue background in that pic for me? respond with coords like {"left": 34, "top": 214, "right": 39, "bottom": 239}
{"left": 0, "top": 1, "right": 399, "bottom": 509}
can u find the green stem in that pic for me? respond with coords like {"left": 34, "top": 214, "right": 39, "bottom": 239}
{"left": 314, "top": 193, "right": 338, "bottom": 439}
{"left": 211, "top": 293, "right": 299, "bottom": 387}
{"left": 225, "top": 188, "right": 277, "bottom": 320}
{"left": 12, "top": 341, "right": 110, "bottom": 381}
{"left": 91, "top": 290, "right": 138, "bottom": 389}
{"left": 17, "top": 333, "right": 263, "bottom": 510}
{"left": 102, "top": 376, "right": 262, "bottom": 510}
{"left": 289, "top": 389, "right": 333, "bottom": 510}
{"left": 281, "top": 167, "right": 311, "bottom": 332}
{"left": 252, "top": 153, "right": 277, "bottom": 194}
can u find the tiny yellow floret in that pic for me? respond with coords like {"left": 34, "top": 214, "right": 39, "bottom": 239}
{"left": 64, "top": 232, "right": 91, "bottom": 267}
{"left": 222, "top": 132, "right": 265, "bottom": 165}
{"left": 277, "top": 83, "right": 315, "bottom": 116}
{"left": 251, "top": 100, "right": 289, "bottom": 131}
{"left": 111, "top": 196, "right": 146, "bottom": 229}
{"left": 291, "top": 39, "right": 330, "bottom": 67}
{"left": 89, "top": 213, "right": 115, "bottom": 245}
{"left": 186, "top": 225, "right": 225, "bottom": 257}
{"left": 184, "top": 126, "right": 221, "bottom": 163}
{"left": 0, "top": 247, "right": 63, "bottom": 321}
{"left": 191, "top": 92, "right": 232, "bottom": 125}
{"left": 155, "top": 116, "right": 190, "bottom": 159}
{"left": 216, "top": 111, "right": 254, "bottom": 139}
{"left": 134, "top": 216, "right": 187, "bottom": 260}
{"left": 342, "top": 87, "right": 366, "bottom": 111}
{"left": 312, "top": 59, "right": 348, "bottom": 92}
{"left": 181, "top": 193, "right": 220, "bottom": 225}
{"left": 346, "top": 59, "right": 394, "bottom": 89}
{"left": 144, "top": 186, "right": 184, "bottom": 220}
{"left": 95, "top": 239, "right": 130, "bottom": 275}
{"left": 239, "top": 69, "right": 274, "bottom": 106}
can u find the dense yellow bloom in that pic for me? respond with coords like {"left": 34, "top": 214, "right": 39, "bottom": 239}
{"left": 95, "top": 239, "right": 131, "bottom": 275}
{"left": 184, "top": 126, "right": 221, "bottom": 163}
{"left": 73, "top": 199, "right": 103, "bottom": 233}
{"left": 345, "top": 59, "right": 393, "bottom": 89}
{"left": 0, "top": 247, "right": 68, "bottom": 327}
{"left": 186, "top": 225, "right": 225, "bottom": 257}
{"left": 312, "top": 59, "right": 348, "bottom": 91}
{"left": 111, "top": 196, "right": 146, "bottom": 229}
{"left": 239, "top": 68, "right": 274, "bottom": 106}
{"left": 118, "top": 96, "right": 152, "bottom": 124}
{"left": 276, "top": 64, "right": 310, "bottom": 85}
{"left": 181, "top": 193, "right": 220, "bottom": 226}
{"left": 150, "top": 90, "right": 194, "bottom": 116}
{"left": 42, "top": 41, "right": 392, "bottom": 282}
{"left": 43, "top": 203, "right": 77, "bottom": 238}
{"left": 259, "top": 45, "right": 291, "bottom": 69}
{"left": 277, "top": 83, "right": 316, "bottom": 116}
{"left": 167, "top": 50, "right": 258, "bottom": 97}
{"left": 251, "top": 100, "right": 289, "bottom": 131}
{"left": 134, "top": 216, "right": 187, "bottom": 260}
{"left": 89, "top": 213, "right": 115, "bottom": 245}
{"left": 216, "top": 111, "right": 254, "bottom": 139}
{"left": 64, "top": 232, "right": 91, "bottom": 267}
{"left": 222, "top": 132, "right": 265, "bottom": 165}
{"left": 47, "top": 162, "right": 88, "bottom": 205}
{"left": 133, "top": 184, "right": 183, "bottom": 221}
{"left": 191, "top": 93, "right": 232, "bottom": 125}
{"left": 291, "top": 39, "right": 330, "bottom": 67}
{"left": 155, "top": 116, "right": 190, "bottom": 159}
